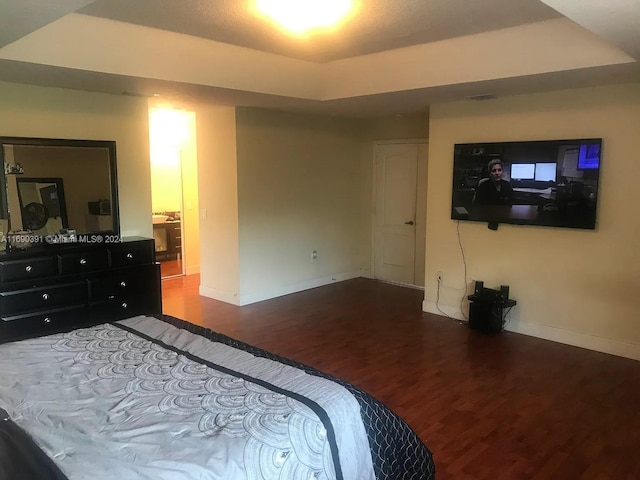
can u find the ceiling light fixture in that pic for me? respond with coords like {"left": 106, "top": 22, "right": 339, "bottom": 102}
{"left": 253, "top": 0, "right": 357, "bottom": 35}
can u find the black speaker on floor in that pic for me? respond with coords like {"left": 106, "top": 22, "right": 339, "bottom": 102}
{"left": 468, "top": 299, "right": 503, "bottom": 333}
{"left": 468, "top": 282, "right": 516, "bottom": 333}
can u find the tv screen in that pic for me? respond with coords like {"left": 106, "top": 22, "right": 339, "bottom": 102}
{"left": 511, "top": 163, "right": 535, "bottom": 180}
{"left": 451, "top": 138, "right": 602, "bottom": 229}
{"left": 577, "top": 143, "right": 600, "bottom": 169}
{"left": 535, "top": 163, "right": 557, "bottom": 182}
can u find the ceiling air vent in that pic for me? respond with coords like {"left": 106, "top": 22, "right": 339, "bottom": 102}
{"left": 122, "top": 90, "right": 153, "bottom": 97}
{"left": 468, "top": 94, "right": 497, "bottom": 101}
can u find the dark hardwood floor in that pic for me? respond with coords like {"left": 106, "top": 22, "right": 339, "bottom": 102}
{"left": 161, "top": 275, "right": 640, "bottom": 479}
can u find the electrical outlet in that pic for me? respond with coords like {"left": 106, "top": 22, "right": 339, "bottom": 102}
{"left": 437, "top": 271, "right": 444, "bottom": 282}
{"left": 311, "top": 250, "right": 318, "bottom": 261}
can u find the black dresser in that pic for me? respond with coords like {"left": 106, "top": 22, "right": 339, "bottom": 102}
{"left": 0, "top": 237, "right": 162, "bottom": 343}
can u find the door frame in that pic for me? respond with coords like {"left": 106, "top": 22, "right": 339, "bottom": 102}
{"left": 148, "top": 107, "right": 199, "bottom": 279}
{"left": 371, "top": 138, "right": 428, "bottom": 287}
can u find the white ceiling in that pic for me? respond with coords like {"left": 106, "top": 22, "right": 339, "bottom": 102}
{"left": 0, "top": 0, "right": 638, "bottom": 117}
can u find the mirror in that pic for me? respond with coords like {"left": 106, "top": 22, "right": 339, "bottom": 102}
{"left": 0, "top": 137, "right": 119, "bottom": 247}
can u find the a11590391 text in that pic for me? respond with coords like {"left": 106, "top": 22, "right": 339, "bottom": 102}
{"left": 0, "top": 233, "right": 123, "bottom": 245}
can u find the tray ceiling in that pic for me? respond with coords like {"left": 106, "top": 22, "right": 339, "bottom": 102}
{"left": 0, "top": 0, "right": 638, "bottom": 117}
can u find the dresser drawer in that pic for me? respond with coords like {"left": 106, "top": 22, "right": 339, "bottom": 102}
{"left": 58, "top": 250, "right": 109, "bottom": 275}
{"left": 88, "top": 266, "right": 156, "bottom": 301}
{"left": 0, "top": 305, "right": 88, "bottom": 343}
{"left": 109, "top": 242, "right": 154, "bottom": 268}
{"left": 90, "top": 294, "right": 159, "bottom": 322}
{"left": 0, "top": 256, "right": 57, "bottom": 282}
{"left": 0, "top": 282, "right": 87, "bottom": 316}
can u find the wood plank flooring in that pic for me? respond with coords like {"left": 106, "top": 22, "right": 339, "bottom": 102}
{"left": 161, "top": 275, "right": 640, "bottom": 479}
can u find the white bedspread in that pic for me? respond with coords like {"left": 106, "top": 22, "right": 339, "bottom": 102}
{"left": 0, "top": 315, "right": 375, "bottom": 480}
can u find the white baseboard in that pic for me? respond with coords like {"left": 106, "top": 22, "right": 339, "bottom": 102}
{"left": 199, "top": 271, "right": 366, "bottom": 307}
{"left": 422, "top": 301, "right": 640, "bottom": 361}
{"left": 505, "top": 321, "right": 640, "bottom": 362}
{"left": 199, "top": 285, "right": 241, "bottom": 306}
{"left": 381, "top": 279, "right": 424, "bottom": 290}
{"left": 238, "top": 270, "right": 366, "bottom": 306}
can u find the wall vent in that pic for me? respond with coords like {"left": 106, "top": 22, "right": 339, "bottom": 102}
{"left": 468, "top": 94, "right": 497, "bottom": 101}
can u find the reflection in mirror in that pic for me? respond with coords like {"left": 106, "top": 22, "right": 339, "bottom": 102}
{"left": 0, "top": 137, "right": 119, "bottom": 246}
{"left": 16, "top": 177, "right": 69, "bottom": 234}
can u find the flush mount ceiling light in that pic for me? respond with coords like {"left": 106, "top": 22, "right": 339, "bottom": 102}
{"left": 253, "top": 0, "right": 357, "bottom": 35}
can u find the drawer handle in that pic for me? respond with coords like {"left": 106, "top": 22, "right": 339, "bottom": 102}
{"left": 120, "top": 281, "right": 127, "bottom": 288}
{"left": 25, "top": 265, "right": 32, "bottom": 273}
{"left": 126, "top": 253, "right": 134, "bottom": 259}
{"left": 80, "top": 259, "right": 87, "bottom": 265}
{"left": 121, "top": 302, "right": 128, "bottom": 309}
{"left": 42, "top": 293, "right": 50, "bottom": 301}
{"left": 43, "top": 317, "right": 51, "bottom": 324}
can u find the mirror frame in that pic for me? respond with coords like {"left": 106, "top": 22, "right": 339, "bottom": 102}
{"left": 0, "top": 136, "right": 120, "bottom": 242}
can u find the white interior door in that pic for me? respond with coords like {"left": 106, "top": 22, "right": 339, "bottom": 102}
{"left": 374, "top": 143, "right": 419, "bottom": 284}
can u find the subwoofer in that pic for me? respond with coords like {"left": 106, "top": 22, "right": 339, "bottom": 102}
{"left": 468, "top": 298, "right": 503, "bottom": 333}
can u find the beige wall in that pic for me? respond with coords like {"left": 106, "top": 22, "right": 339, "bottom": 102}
{"left": 195, "top": 105, "right": 241, "bottom": 304}
{"left": 234, "top": 108, "right": 371, "bottom": 304}
{"left": 0, "top": 81, "right": 152, "bottom": 238}
{"left": 195, "top": 107, "right": 429, "bottom": 305}
{"left": 424, "top": 83, "right": 640, "bottom": 360}
{"left": 367, "top": 111, "right": 429, "bottom": 141}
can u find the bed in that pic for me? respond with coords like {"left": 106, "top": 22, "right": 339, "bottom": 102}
{"left": 0, "top": 314, "right": 435, "bottom": 480}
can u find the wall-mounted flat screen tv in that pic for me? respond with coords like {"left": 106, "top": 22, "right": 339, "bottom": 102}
{"left": 451, "top": 138, "right": 602, "bottom": 229}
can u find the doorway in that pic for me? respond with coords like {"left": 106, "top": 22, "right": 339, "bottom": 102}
{"left": 373, "top": 141, "right": 428, "bottom": 287}
{"left": 149, "top": 107, "right": 200, "bottom": 279}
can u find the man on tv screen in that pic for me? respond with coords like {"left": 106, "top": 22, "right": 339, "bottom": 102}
{"left": 474, "top": 158, "right": 514, "bottom": 206}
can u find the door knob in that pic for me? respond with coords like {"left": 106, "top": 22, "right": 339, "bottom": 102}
{"left": 404, "top": 220, "right": 414, "bottom": 225}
